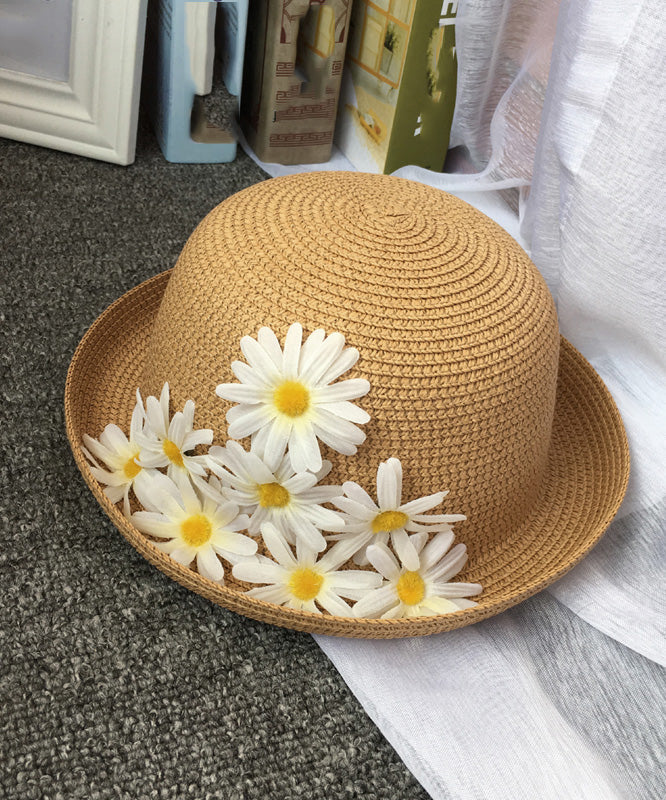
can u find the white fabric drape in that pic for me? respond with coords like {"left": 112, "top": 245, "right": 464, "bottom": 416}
{"left": 241, "top": 0, "right": 665, "bottom": 795}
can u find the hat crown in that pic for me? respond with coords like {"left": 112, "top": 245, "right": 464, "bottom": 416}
{"left": 142, "top": 172, "right": 559, "bottom": 562}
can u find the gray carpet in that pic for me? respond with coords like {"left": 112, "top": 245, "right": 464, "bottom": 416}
{"left": 0, "top": 120, "right": 429, "bottom": 799}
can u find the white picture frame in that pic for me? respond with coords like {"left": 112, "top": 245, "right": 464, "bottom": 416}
{"left": 0, "top": 0, "right": 148, "bottom": 165}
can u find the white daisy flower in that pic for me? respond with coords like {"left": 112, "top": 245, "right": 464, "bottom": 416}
{"left": 352, "top": 531, "right": 483, "bottom": 619}
{"left": 330, "top": 457, "right": 466, "bottom": 565}
{"left": 82, "top": 393, "right": 158, "bottom": 518}
{"left": 232, "top": 522, "right": 382, "bottom": 616}
{"left": 203, "top": 440, "right": 345, "bottom": 553}
{"left": 131, "top": 471, "right": 256, "bottom": 584}
{"left": 136, "top": 382, "right": 213, "bottom": 480}
{"left": 215, "top": 323, "right": 371, "bottom": 474}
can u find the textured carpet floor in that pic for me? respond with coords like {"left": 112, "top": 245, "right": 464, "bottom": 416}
{"left": 0, "top": 121, "right": 429, "bottom": 800}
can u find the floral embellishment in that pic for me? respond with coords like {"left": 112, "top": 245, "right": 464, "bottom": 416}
{"left": 82, "top": 323, "right": 483, "bottom": 622}
{"left": 82, "top": 394, "right": 158, "bottom": 518}
{"left": 215, "top": 323, "right": 370, "bottom": 473}
{"left": 131, "top": 471, "right": 256, "bottom": 584}
{"left": 232, "top": 523, "right": 382, "bottom": 615}
{"left": 136, "top": 383, "right": 213, "bottom": 479}
{"left": 205, "top": 440, "right": 345, "bottom": 553}
{"left": 330, "top": 457, "right": 466, "bottom": 565}
{"left": 352, "top": 531, "right": 482, "bottom": 619}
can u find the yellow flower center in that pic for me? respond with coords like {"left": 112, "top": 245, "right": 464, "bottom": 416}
{"left": 258, "top": 482, "right": 291, "bottom": 508}
{"left": 372, "top": 510, "right": 409, "bottom": 534}
{"left": 288, "top": 567, "right": 324, "bottom": 601}
{"left": 273, "top": 380, "right": 310, "bottom": 417}
{"left": 396, "top": 571, "right": 426, "bottom": 606}
{"left": 163, "top": 438, "right": 184, "bottom": 467}
{"left": 123, "top": 454, "right": 141, "bottom": 480}
{"left": 180, "top": 514, "right": 213, "bottom": 547}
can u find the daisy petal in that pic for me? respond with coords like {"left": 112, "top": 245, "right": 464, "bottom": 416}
{"left": 316, "top": 590, "right": 354, "bottom": 617}
{"left": 145, "top": 396, "right": 167, "bottom": 437}
{"left": 327, "top": 569, "right": 383, "bottom": 592}
{"left": 250, "top": 424, "right": 271, "bottom": 460}
{"left": 213, "top": 440, "right": 250, "bottom": 479}
{"left": 399, "top": 492, "right": 446, "bottom": 516}
{"left": 420, "top": 531, "right": 455, "bottom": 570}
{"left": 90, "top": 465, "right": 127, "bottom": 487}
{"left": 317, "top": 537, "right": 362, "bottom": 571}
{"left": 315, "top": 379, "right": 371, "bottom": 403}
{"left": 182, "top": 399, "right": 195, "bottom": 432}
{"left": 169, "top": 545, "right": 197, "bottom": 566}
{"left": 81, "top": 436, "right": 112, "bottom": 467}
{"left": 427, "top": 543, "right": 469, "bottom": 582}
{"left": 104, "top": 485, "right": 126, "bottom": 504}
{"left": 450, "top": 598, "right": 480, "bottom": 610}
{"left": 381, "top": 604, "right": 405, "bottom": 619}
{"left": 286, "top": 515, "right": 327, "bottom": 553}
{"left": 159, "top": 383, "right": 170, "bottom": 426}
{"left": 99, "top": 424, "right": 130, "bottom": 454}
{"left": 314, "top": 459, "right": 333, "bottom": 482}
{"left": 431, "top": 582, "right": 483, "bottom": 598}
{"left": 302, "top": 504, "right": 345, "bottom": 532}
{"left": 233, "top": 558, "right": 287, "bottom": 584}
{"left": 213, "top": 530, "right": 258, "bottom": 557}
{"left": 318, "top": 401, "right": 370, "bottom": 424}
{"left": 262, "top": 419, "right": 291, "bottom": 470}
{"left": 257, "top": 327, "right": 285, "bottom": 369}
{"left": 246, "top": 584, "right": 292, "bottom": 604}
{"left": 122, "top": 487, "right": 132, "bottom": 519}
{"left": 409, "top": 531, "right": 428, "bottom": 555}
{"left": 298, "top": 328, "right": 327, "bottom": 375}
{"left": 260, "top": 522, "right": 296, "bottom": 567}
{"left": 282, "top": 322, "right": 303, "bottom": 378}
{"left": 231, "top": 359, "right": 267, "bottom": 388}
{"left": 365, "top": 542, "right": 401, "bottom": 580}
{"left": 314, "top": 408, "right": 366, "bottom": 446}
{"left": 181, "top": 455, "right": 208, "bottom": 478}
{"left": 130, "top": 400, "right": 145, "bottom": 440}
{"left": 421, "top": 595, "right": 465, "bottom": 614}
{"left": 240, "top": 334, "right": 282, "bottom": 380}
{"left": 353, "top": 586, "right": 398, "bottom": 619}
{"left": 332, "top": 496, "right": 377, "bottom": 520}
{"left": 300, "top": 332, "right": 345, "bottom": 385}
{"left": 288, "top": 425, "right": 322, "bottom": 474}
{"left": 130, "top": 511, "right": 177, "bottom": 539}
{"left": 227, "top": 405, "right": 275, "bottom": 439}
{"left": 282, "top": 473, "right": 318, "bottom": 494}
{"left": 377, "top": 459, "right": 402, "bottom": 509}
{"left": 215, "top": 383, "right": 264, "bottom": 404}
{"left": 411, "top": 513, "right": 466, "bottom": 524}
{"left": 300, "top": 486, "right": 344, "bottom": 504}
{"left": 197, "top": 547, "right": 225, "bottom": 582}
{"left": 391, "top": 530, "right": 421, "bottom": 571}
{"left": 342, "top": 481, "right": 378, "bottom": 510}
{"left": 319, "top": 347, "right": 359, "bottom": 385}
{"left": 182, "top": 429, "right": 214, "bottom": 451}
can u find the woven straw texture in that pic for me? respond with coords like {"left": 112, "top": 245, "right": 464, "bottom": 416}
{"left": 65, "top": 172, "right": 629, "bottom": 638}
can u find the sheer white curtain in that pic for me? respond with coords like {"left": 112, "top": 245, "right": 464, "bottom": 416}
{"left": 243, "top": 1, "right": 666, "bottom": 795}
{"left": 521, "top": 0, "right": 666, "bottom": 660}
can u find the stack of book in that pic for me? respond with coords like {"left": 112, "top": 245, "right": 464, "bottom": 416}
{"left": 145, "top": 0, "right": 458, "bottom": 173}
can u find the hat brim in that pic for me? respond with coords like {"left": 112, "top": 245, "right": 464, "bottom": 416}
{"left": 65, "top": 271, "right": 630, "bottom": 638}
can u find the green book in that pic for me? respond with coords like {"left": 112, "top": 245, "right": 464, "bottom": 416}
{"left": 336, "top": 0, "right": 457, "bottom": 174}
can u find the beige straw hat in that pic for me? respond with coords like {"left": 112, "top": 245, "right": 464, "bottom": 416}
{"left": 65, "top": 172, "right": 629, "bottom": 637}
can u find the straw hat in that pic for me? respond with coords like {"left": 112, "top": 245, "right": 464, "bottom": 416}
{"left": 65, "top": 172, "right": 629, "bottom": 637}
